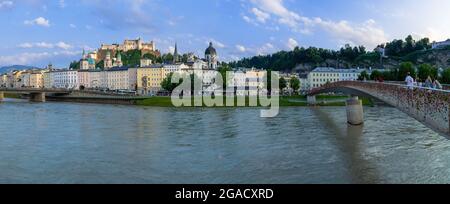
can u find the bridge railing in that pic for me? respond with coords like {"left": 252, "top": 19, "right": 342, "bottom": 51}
{"left": 310, "top": 81, "right": 450, "bottom": 94}
{"left": 0, "top": 88, "right": 72, "bottom": 92}
{"left": 366, "top": 81, "right": 450, "bottom": 93}
{"left": 310, "top": 80, "right": 450, "bottom": 133}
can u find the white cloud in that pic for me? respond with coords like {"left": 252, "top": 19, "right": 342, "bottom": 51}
{"left": 59, "top": 0, "right": 66, "bottom": 8}
{"left": 249, "top": 0, "right": 302, "bottom": 31}
{"left": 24, "top": 17, "right": 50, "bottom": 27}
{"left": 53, "top": 50, "right": 80, "bottom": 56}
{"left": 242, "top": 15, "right": 258, "bottom": 26}
{"left": 313, "top": 18, "right": 387, "bottom": 48}
{"left": 55, "top": 42, "right": 72, "bottom": 50}
{"left": 287, "top": 38, "right": 298, "bottom": 50}
{"left": 251, "top": 7, "right": 270, "bottom": 23}
{"left": 168, "top": 46, "right": 175, "bottom": 53}
{"left": 246, "top": 0, "right": 387, "bottom": 49}
{"left": 236, "top": 45, "right": 247, "bottom": 52}
{"left": 255, "top": 43, "right": 275, "bottom": 55}
{"left": 0, "top": 51, "right": 80, "bottom": 66}
{"left": 0, "top": 52, "right": 51, "bottom": 66}
{"left": 364, "top": 0, "right": 450, "bottom": 43}
{"left": 69, "top": 24, "right": 76, "bottom": 28}
{"left": 208, "top": 39, "right": 226, "bottom": 48}
{"left": 35, "top": 42, "right": 54, "bottom": 48}
{"left": 18, "top": 43, "right": 33, "bottom": 48}
{"left": 0, "top": 1, "right": 13, "bottom": 9}
{"left": 17, "top": 42, "right": 73, "bottom": 50}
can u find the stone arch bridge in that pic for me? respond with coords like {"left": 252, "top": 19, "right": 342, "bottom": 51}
{"left": 308, "top": 81, "right": 450, "bottom": 134}
{"left": 0, "top": 88, "right": 71, "bottom": 102}
{"left": 0, "top": 88, "right": 149, "bottom": 105}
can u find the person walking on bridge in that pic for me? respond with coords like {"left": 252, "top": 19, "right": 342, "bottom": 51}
{"left": 424, "top": 76, "right": 433, "bottom": 88}
{"left": 433, "top": 79, "right": 443, "bottom": 90}
{"left": 405, "top": 72, "right": 415, "bottom": 90}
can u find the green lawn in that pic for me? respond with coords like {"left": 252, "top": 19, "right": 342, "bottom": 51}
{"left": 3, "top": 93, "right": 21, "bottom": 99}
{"left": 136, "top": 95, "right": 374, "bottom": 107}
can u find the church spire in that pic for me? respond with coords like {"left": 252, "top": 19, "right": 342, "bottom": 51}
{"left": 173, "top": 42, "right": 179, "bottom": 63}
{"left": 116, "top": 51, "right": 122, "bottom": 62}
{"left": 82, "top": 49, "right": 86, "bottom": 60}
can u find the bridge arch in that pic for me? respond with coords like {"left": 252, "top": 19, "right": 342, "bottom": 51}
{"left": 309, "top": 81, "right": 450, "bottom": 134}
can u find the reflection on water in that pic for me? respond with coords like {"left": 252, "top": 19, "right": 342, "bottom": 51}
{"left": 0, "top": 98, "right": 449, "bottom": 184}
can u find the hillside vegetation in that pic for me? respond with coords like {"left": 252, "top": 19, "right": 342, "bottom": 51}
{"left": 229, "top": 35, "right": 450, "bottom": 72}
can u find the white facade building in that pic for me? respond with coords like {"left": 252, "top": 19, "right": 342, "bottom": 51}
{"left": 307, "top": 67, "right": 363, "bottom": 90}
{"left": 432, "top": 39, "right": 450, "bottom": 49}
{"left": 164, "top": 63, "right": 188, "bottom": 77}
{"left": 51, "top": 70, "right": 79, "bottom": 89}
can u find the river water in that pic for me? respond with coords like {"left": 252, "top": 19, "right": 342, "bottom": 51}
{"left": 0, "top": 98, "right": 449, "bottom": 184}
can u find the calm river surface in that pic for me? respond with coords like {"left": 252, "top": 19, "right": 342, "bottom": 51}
{"left": 1, "top": 98, "right": 450, "bottom": 184}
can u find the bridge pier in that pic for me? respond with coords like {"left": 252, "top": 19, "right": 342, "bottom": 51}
{"left": 307, "top": 95, "right": 317, "bottom": 105}
{"left": 29, "top": 92, "right": 46, "bottom": 102}
{"left": 346, "top": 96, "right": 364, "bottom": 126}
{"left": 0, "top": 91, "right": 3, "bottom": 102}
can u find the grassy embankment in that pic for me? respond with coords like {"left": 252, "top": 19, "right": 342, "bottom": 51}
{"left": 3, "top": 93, "right": 21, "bottom": 99}
{"left": 136, "top": 95, "right": 374, "bottom": 107}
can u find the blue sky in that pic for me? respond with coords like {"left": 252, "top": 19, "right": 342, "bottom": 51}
{"left": 1, "top": 0, "right": 450, "bottom": 67}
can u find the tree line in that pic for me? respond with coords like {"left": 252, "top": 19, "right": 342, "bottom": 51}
{"left": 228, "top": 35, "right": 434, "bottom": 72}
{"left": 360, "top": 62, "right": 450, "bottom": 84}
{"left": 378, "top": 35, "right": 431, "bottom": 57}
{"left": 228, "top": 45, "right": 367, "bottom": 72}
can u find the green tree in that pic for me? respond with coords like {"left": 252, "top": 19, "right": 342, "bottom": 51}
{"left": 418, "top": 63, "right": 437, "bottom": 81}
{"left": 96, "top": 60, "right": 104, "bottom": 70}
{"left": 69, "top": 61, "right": 80, "bottom": 70}
{"left": 162, "top": 53, "right": 174, "bottom": 63}
{"left": 279, "top": 77, "right": 287, "bottom": 91}
{"left": 161, "top": 72, "right": 183, "bottom": 92}
{"left": 358, "top": 71, "right": 369, "bottom": 80}
{"left": 440, "top": 68, "right": 450, "bottom": 84}
{"left": 382, "top": 68, "right": 399, "bottom": 81}
{"left": 289, "top": 77, "right": 300, "bottom": 94}
{"left": 216, "top": 66, "right": 232, "bottom": 91}
{"left": 262, "top": 69, "right": 273, "bottom": 92}
{"left": 143, "top": 53, "right": 160, "bottom": 63}
{"left": 398, "top": 62, "right": 416, "bottom": 81}
{"left": 404, "top": 35, "right": 415, "bottom": 54}
{"left": 121, "top": 50, "right": 141, "bottom": 67}
{"left": 370, "top": 70, "right": 382, "bottom": 80}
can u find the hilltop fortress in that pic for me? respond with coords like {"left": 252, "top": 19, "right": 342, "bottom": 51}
{"left": 99, "top": 38, "right": 157, "bottom": 53}
{"left": 81, "top": 38, "right": 161, "bottom": 70}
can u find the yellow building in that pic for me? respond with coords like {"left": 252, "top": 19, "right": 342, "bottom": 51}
{"left": 136, "top": 65, "right": 165, "bottom": 95}
{"left": 8, "top": 70, "right": 24, "bottom": 88}
{"left": 0, "top": 74, "right": 7, "bottom": 87}
{"left": 19, "top": 71, "right": 44, "bottom": 88}
{"left": 43, "top": 71, "right": 52, "bottom": 88}
{"left": 29, "top": 71, "right": 44, "bottom": 88}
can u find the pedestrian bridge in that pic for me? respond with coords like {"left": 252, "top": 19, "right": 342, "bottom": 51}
{"left": 0, "top": 88, "right": 71, "bottom": 102}
{"left": 308, "top": 81, "right": 450, "bottom": 134}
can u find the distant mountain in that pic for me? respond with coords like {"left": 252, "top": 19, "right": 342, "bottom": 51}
{"left": 0, "top": 65, "right": 39, "bottom": 74}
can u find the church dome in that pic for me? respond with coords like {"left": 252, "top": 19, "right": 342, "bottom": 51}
{"left": 88, "top": 58, "right": 95, "bottom": 65}
{"left": 205, "top": 42, "right": 217, "bottom": 55}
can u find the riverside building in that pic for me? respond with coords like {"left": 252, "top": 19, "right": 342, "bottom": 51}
{"left": 307, "top": 67, "right": 363, "bottom": 89}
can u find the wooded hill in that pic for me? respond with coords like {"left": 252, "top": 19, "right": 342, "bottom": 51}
{"left": 228, "top": 35, "right": 450, "bottom": 72}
